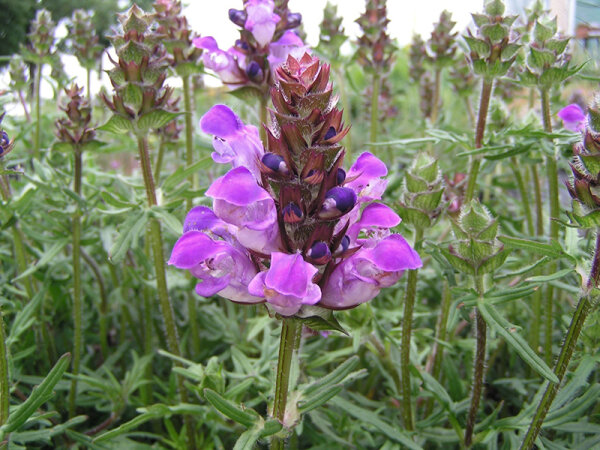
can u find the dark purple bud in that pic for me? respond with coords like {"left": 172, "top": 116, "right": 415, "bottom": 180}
{"left": 246, "top": 61, "right": 263, "bottom": 82}
{"left": 262, "top": 152, "right": 288, "bottom": 174}
{"left": 229, "top": 9, "right": 247, "bottom": 27}
{"left": 236, "top": 39, "right": 250, "bottom": 51}
{"left": 282, "top": 202, "right": 303, "bottom": 223}
{"left": 336, "top": 168, "right": 346, "bottom": 185}
{"left": 339, "top": 235, "right": 350, "bottom": 252}
{"left": 307, "top": 241, "right": 331, "bottom": 264}
{"left": 0, "top": 131, "right": 9, "bottom": 149}
{"left": 287, "top": 12, "right": 302, "bottom": 28}
{"left": 324, "top": 126, "right": 337, "bottom": 141}
{"left": 319, "top": 187, "right": 357, "bottom": 219}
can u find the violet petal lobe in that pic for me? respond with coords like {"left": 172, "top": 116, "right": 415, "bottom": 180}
{"left": 200, "top": 104, "right": 243, "bottom": 137}
{"left": 558, "top": 103, "right": 586, "bottom": 132}
{"left": 206, "top": 167, "right": 271, "bottom": 206}
{"left": 264, "top": 252, "right": 317, "bottom": 298}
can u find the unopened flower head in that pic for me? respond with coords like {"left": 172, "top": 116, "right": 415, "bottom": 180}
{"left": 170, "top": 53, "right": 422, "bottom": 317}
{"left": 0, "top": 114, "right": 15, "bottom": 158}
{"left": 66, "top": 9, "right": 103, "bottom": 70}
{"left": 55, "top": 84, "right": 95, "bottom": 148}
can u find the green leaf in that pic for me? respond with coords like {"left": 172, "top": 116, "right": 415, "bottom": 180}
{"left": 526, "top": 268, "right": 573, "bottom": 283}
{"left": 150, "top": 206, "right": 182, "bottom": 236}
{"left": 233, "top": 425, "right": 263, "bottom": 450}
{"left": 298, "top": 386, "right": 343, "bottom": 413}
{"left": 440, "top": 248, "right": 475, "bottom": 275}
{"left": 296, "top": 306, "right": 348, "bottom": 335}
{"left": 94, "top": 404, "right": 170, "bottom": 442}
{"left": 97, "top": 115, "right": 133, "bottom": 134}
{"left": 204, "top": 388, "right": 259, "bottom": 428}
{"left": 13, "top": 239, "right": 69, "bottom": 282}
{"left": 161, "top": 156, "right": 213, "bottom": 192}
{"left": 303, "top": 356, "right": 360, "bottom": 396}
{"left": 137, "top": 110, "right": 181, "bottom": 132}
{"left": 330, "top": 397, "right": 422, "bottom": 450}
{"left": 109, "top": 210, "right": 149, "bottom": 264}
{"left": 497, "top": 236, "right": 564, "bottom": 258}
{"left": 228, "top": 86, "right": 262, "bottom": 104}
{"left": 477, "top": 299, "right": 558, "bottom": 383}
{"left": 0, "top": 353, "right": 71, "bottom": 438}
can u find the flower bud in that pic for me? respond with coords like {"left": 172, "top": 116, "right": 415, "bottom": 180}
{"left": 228, "top": 8, "right": 247, "bottom": 27}
{"left": 397, "top": 153, "right": 444, "bottom": 228}
{"left": 0, "top": 114, "right": 15, "bottom": 158}
{"left": 319, "top": 187, "right": 357, "bottom": 219}
{"left": 306, "top": 241, "right": 331, "bottom": 265}
{"left": 442, "top": 200, "right": 508, "bottom": 275}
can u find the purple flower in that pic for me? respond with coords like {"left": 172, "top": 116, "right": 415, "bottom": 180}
{"left": 347, "top": 202, "right": 401, "bottom": 244}
{"left": 206, "top": 166, "right": 281, "bottom": 253}
{"left": 558, "top": 103, "right": 586, "bottom": 132}
{"left": 248, "top": 252, "right": 321, "bottom": 316}
{"left": 268, "top": 30, "right": 308, "bottom": 68}
{"left": 244, "top": 0, "right": 280, "bottom": 47}
{"left": 345, "top": 152, "right": 389, "bottom": 202}
{"left": 200, "top": 104, "right": 264, "bottom": 179}
{"left": 169, "top": 231, "right": 262, "bottom": 303}
{"left": 320, "top": 235, "right": 422, "bottom": 309}
{"left": 193, "top": 37, "right": 246, "bottom": 84}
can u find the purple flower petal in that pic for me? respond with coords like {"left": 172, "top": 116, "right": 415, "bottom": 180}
{"left": 348, "top": 203, "right": 401, "bottom": 242}
{"left": 245, "top": 0, "right": 280, "bottom": 47}
{"left": 206, "top": 167, "right": 271, "bottom": 206}
{"left": 264, "top": 252, "right": 317, "bottom": 298}
{"left": 268, "top": 30, "right": 308, "bottom": 68}
{"left": 168, "top": 231, "right": 222, "bottom": 269}
{"left": 192, "top": 36, "right": 218, "bottom": 51}
{"left": 200, "top": 104, "right": 243, "bottom": 138}
{"left": 361, "top": 234, "right": 423, "bottom": 272}
{"left": 558, "top": 103, "right": 586, "bottom": 132}
{"left": 183, "top": 206, "right": 222, "bottom": 233}
{"left": 346, "top": 152, "right": 389, "bottom": 201}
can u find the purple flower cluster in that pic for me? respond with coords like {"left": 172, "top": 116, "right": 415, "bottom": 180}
{"left": 192, "top": 0, "right": 307, "bottom": 87}
{"left": 170, "top": 99, "right": 421, "bottom": 316}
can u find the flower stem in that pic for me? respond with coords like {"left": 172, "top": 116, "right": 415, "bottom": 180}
{"left": 86, "top": 68, "right": 92, "bottom": 102}
{"left": 531, "top": 165, "right": 544, "bottom": 236}
{"left": 68, "top": 148, "right": 83, "bottom": 418}
{"left": 137, "top": 136, "right": 196, "bottom": 448}
{"left": 33, "top": 63, "right": 42, "bottom": 160}
{"left": 425, "top": 279, "right": 452, "bottom": 417}
{"left": 400, "top": 226, "right": 424, "bottom": 431}
{"left": 430, "top": 69, "right": 442, "bottom": 124}
{"left": 18, "top": 90, "right": 31, "bottom": 123}
{"left": 153, "top": 138, "right": 165, "bottom": 182}
{"left": 271, "top": 318, "right": 301, "bottom": 450}
{"left": 520, "top": 233, "right": 600, "bottom": 449}
{"left": 540, "top": 88, "right": 559, "bottom": 365}
{"left": 182, "top": 75, "right": 194, "bottom": 212}
{"left": 510, "top": 158, "right": 534, "bottom": 236}
{"left": 370, "top": 72, "right": 381, "bottom": 143}
{"left": 464, "top": 79, "right": 494, "bottom": 202}
{"left": 465, "top": 275, "right": 487, "bottom": 448}
{"left": 80, "top": 248, "right": 108, "bottom": 359}
{"left": 0, "top": 304, "right": 9, "bottom": 427}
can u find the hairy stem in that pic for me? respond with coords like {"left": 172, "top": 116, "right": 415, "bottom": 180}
{"left": 80, "top": 248, "right": 108, "bottom": 360}
{"left": 370, "top": 72, "right": 381, "bottom": 143}
{"left": 400, "top": 227, "right": 424, "bottom": 430}
{"left": 464, "top": 79, "right": 494, "bottom": 202}
{"left": 68, "top": 149, "right": 83, "bottom": 418}
{"left": 271, "top": 318, "right": 301, "bottom": 450}
{"left": 0, "top": 305, "right": 8, "bottom": 427}
{"left": 86, "top": 68, "right": 92, "bottom": 102}
{"left": 137, "top": 136, "right": 195, "bottom": 448}
{"left": 541, "top": 88, "right": 559, "bottom": 365}
{"left": 465, "top": 276, "right": 487, "bottom": 448}
{"left": 430, "top": 69, "right": 442, "bottom": 124}
{"left": 182, "top": 75, "right": 194, "bottom": 212}
{"left": 33, "top": 63, "right": 42, "bottom": 160}
{"left": 520, "top": 233, "right": 600, "bottom": 449}
{"left": 18, "top": 90, "right": 31, "bottom": 122}
{"left": 153, "top": 138, "right": 165, "bottom": 182}
{"left": 511, "top": 158, "right": 534, "bottom": 236}
{"left": 425, "top": 280, "right": 452, "bottom": 417}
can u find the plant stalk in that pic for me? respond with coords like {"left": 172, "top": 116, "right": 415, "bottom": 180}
{"left": 400, "top": 227, "right": 424, "bottom": 431}
{"left": 0, "top": 305, "right": 8, "bottom": 427}
{"left": 465, "top": 275, "right": 487, "bottom": 448}
{"left": 80, "top": 248, "right": 108, "bottom": 359}
{"left": 86, "top": 68, "right": 92, "bottom": 102}
{"left": 33, "top": 63, "right": 42, "bottom": 160}
{"left": 511, "top": 158, "right": 534, "bottom": 236}
{"left": 18, "top": 91, "right": 31, "bottom": 122}
{"left": 260, "top": 95, "right": 268, "bottom": 144}
{"left": 369, "top": 72, "right": 381, "bottom": 143}
{"left": 464, "top": 79, "right": 494, "bottom": 202}
{"left": 430, "top": 69, "right": 442, "bottom": 124}
{"left": 520, "top": 231, "right": 600, "bottom": 449}
{"left": 540, "top": 88, "right": 559, "bottom": 365}
{"left": 271, "top": 318, "right": 301, "bottom": 450}
{"left": 68, "top": 148, "right": 83, "bottom": 418}
{"left": 137, "top": 136, "right": 195, "bottom": 448}
{"left": 182, "top": 75, "right": 194, "bottom": 211}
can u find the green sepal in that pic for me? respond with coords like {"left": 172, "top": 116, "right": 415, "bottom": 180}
{"left": 396, "top": 205, "right": 432, "bottom": 228}
{"left": 519, "top": 68, "right": 539, "bottom": 86}
{"left": 539, "top": 65, "right": 579, "bottom": 89}
{"left": 295, "top": 305, "right": 348, "bottom": 335}
{"left": 481, "top": 23, "right": 508, "bottom": 43}
{"left": 440, "top": 248, "right": 475, "bottom": 275}
{"left": 464, "top": 36, "right": 490, "bottom": 58}
{"left": 228, "top": 86, "right": 263, "bottom": 105}
{"left": 528, "top": 47, "right": 556, "bottom": 70}
{"left": 476, "top": 247, "right": 509, "bottom": 274}
{"left": 567, "top": 203, "right": 600, "bottom": 229}
{"left": 405, "top": 172, "right": 428, "bottom": 192}
{"left": 413, "top": 188, "right": 444, "bottom": 211}
{"left": 97, "top": 115, "right": 134, "bottom": 134}
{"left": 545, "top": 38, "right": 569, "bottom": 55}
{"left": 175, "top": 61, "right": 202, "bottom": 78}
{"left": 471, "top": 13, "right": 489, "bottom": 28}
{"left": 117, "top": 40, "right": 151, "bottom": 65}
{"left": 121, "top": 6, "right": 151, "bottom": 34}
{"left": 533, "top": 19, "right": 556, "bottom": 43}
{"left": 137, "top": 110, "right": 181, "bottom": 132}
{"left": 501, "top": 43, "right": 521, "bottom": 60}
{"left": 485, "top": 0, "right": 505, "bottom": 16}
{"left": 122, "top": 83, "right": 143, "bottom": 111}
{"left": 477, "top": 219, "right": 499, "bottom": 241}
